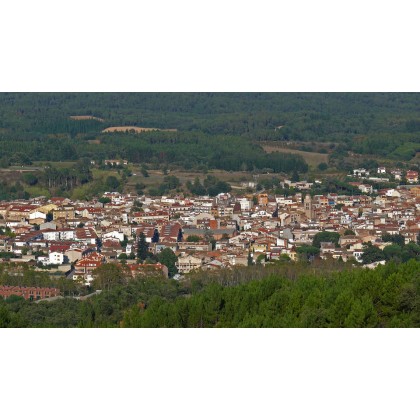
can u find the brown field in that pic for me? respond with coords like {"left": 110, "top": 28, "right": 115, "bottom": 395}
{"left": 102, "top": 126, "right": 177, "bottom": 133}
{"left": 69, "top": 115, "right": 105, "bottom": 122}
{"left": 260, "top": 143, "right": 329, "bottom": 167}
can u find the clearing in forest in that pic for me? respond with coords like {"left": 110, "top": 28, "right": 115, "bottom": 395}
{"left": 260, "top": 143, "right": 329, "bottom": 167}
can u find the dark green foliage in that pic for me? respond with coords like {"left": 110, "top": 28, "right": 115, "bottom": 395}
{"left": 291, "top": 170, "right": 300, "bottom": 182}
{"left": 105, "top": 176, "right": 120, "bottom": 190}
{"left": 22, "top": 173, "right": 38, "bottom": 185}
{"left": 382, "top": 234, "right": 405, "bottom": 247}
{"left": 135, "top": 183, "right": 146, "bottom": 195}
{"left": 186, "top": 175, "right": 232, "bottom": 196}
{"left": 0, "top": 259, "right": 419, "bottom": 328}
{"left": 361, "top": 245, "right": 386, "bottom": 264}
{"left": 186, "top": 177, "right": 206, "bottom": 196}
{"left": 296, "top": 245, "right": 320, "bottom": 260}
{"left": 157, "top": 175, "right": 181, "bottom": 195}
{"left": 312, "top": 232, "right": 340, "bottom": 248}
{"left": 0, "top": 181, "right": 30, "bottom": 200}
{"left": 1, "top": 93, "right": 420, "bottom": 173}
{"left": 186, "top": 235, "right": 200, "bottom": 242}
{"left": 137, "top": 232, "right": 149, "bottom": 261}
{"left": 157, "top": 248, "right": 178, "bottom": 278}
{"left": 122, "top": 260, "right": 420, "bottom": 328}
{"left": 41, "top": 160, "right": 93, "bottom": 190}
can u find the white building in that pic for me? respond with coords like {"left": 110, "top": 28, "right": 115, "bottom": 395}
{"left": 353, "top": 168, "right": 370, "bottom": 178}
{"left": 49, "top": 252, "right": 64, "bottom": 265}
{"left": 103, "top": 231, "right": 125, "bottom": 242}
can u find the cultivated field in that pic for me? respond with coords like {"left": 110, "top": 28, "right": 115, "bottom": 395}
{"left": 102, "top": 126, "right": 177, "bottom": 133}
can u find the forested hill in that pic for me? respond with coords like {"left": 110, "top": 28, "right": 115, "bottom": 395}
{"left": 1, "top": 92, "right": 420, "bottom": 138}
{"left": 1, "top": 93, "right": 420, "bottom": 170}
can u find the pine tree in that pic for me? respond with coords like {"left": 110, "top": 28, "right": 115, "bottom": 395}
{"left": 137, "top": 232, "right": 149, "bottom": 261}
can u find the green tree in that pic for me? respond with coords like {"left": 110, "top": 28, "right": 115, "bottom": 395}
{"left": 186, "top": 235, "right": 201, "bottom": 242}
{"left": 105, "top": 176, "right": 120, "bottom": 190}
{"left": 22, "top": 173, "right": 38, "bottom": 185}
{"left": 312, "top": 232, "right": 340, "bottom": 248}
{"left": 361, "top": 245, "right": 385, "bottom": 264}
{"left": 91, "top": 263, "right": 129, "bottom": 291}
{"left": 157, "top": 248, "right": 178, "bottom": 277}
{"left": 137, "top": 232, "right": 149, "bottom": 261}
{"left": 247, "top": 251, "right": 254, "bottom": 266}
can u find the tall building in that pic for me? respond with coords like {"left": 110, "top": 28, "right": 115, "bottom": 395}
{"left": 304, "top": 194, "right": 313, "bottom": 219}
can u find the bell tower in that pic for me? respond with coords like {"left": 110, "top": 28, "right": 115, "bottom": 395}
{"left": 304, "top": 194, "right": 313, "bottom": 219}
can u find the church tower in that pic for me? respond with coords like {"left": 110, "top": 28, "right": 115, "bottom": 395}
{"left": 304, "top": 194, "right": 313, "bottom": 219}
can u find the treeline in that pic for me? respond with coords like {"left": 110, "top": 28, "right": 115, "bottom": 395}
{"left": 0, "top": 259, "right": 418, "bottom": 327}
{"left": 123, "top": 260, "right": 420, "bottom": 327}
{"left": 2, "top": 93, "right": 420, "bottom": 139}
{"left": 0, "top": 181, "right": 29, "bottom": 200}
{"left": 0, "top": 131, "right": 308, "bottom": 175}
{"left": 78, "top": 131, "right": 309, "bottom": 173}
{"left": 186, "top": 175, "right": 232, "bottom": 196}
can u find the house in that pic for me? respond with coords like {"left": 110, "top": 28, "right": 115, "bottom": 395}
{"left": 127, "top": 263, "right": 168, "bottom": 278}
{"left": 175, "top": 254, "right": 203, "bottom": 274}
{"left": 104, "top": 159, "right": 128, "bottom": 166}
{"left": 0, "top": 286, "right": 60, "bottom": 301}
{"left": 73, "top": 252, "right": 104, "bottom": 284}
{"left": 101, "top": 238, "right": 123, "bottom": 260}
{"left": 377, "top": 167, "right": 386, "bottom": 174}
{"left": 358, "top": 184, "right": 373, "bottom": 194}
{"left": 391, "top": 170, "right": 402, "bottom": 181}
{"left": 53, "top": 206, "right": 75, "bottom": 220}
{"left": 7, "top": 205, "right": 37, "bottom": 221}
{"left": 49, "top": 251, "right": 65, "bottom": 265}
{"left": 406, "top": 170, "right": 418, "bottom": 184}
{"left": 353, "top": 168, "right": 369, "bottom": 178}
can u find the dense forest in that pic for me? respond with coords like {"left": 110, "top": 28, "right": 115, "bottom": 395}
{"left": 1, "top": 93, "right": 420, "bottom": 170}
{"left": 0, "top": 260, "right": 418, "bottom": 327}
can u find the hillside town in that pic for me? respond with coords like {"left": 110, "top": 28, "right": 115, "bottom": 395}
{"left": 1, "top": 166, "right": 420, "bottom": 299}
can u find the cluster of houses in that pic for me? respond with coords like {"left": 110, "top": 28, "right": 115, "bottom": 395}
{"left": 351, "top": 167, "right": 419, "bottom": 184}
{"left": 1, "top": 173, "right": 420, "bottom": 293}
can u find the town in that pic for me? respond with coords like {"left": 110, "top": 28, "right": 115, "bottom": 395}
{"left": 1, "top": 163, "right": 420, "bottom": 301}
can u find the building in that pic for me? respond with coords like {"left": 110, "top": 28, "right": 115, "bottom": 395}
{"left": 175, "top": 255, "right": 203, "bottom": 274}
{"left": 53, "top": 206, "right": 75, "bottom": 220}
{"left": 0, "top": 286, "right": 60, "bottom": 301}
{"left": 406, "top": 170, "right": 419, "bottom": 184}
{"left": 304, "top": 194, "right": 313, "bottom": 219}
{"left": 73, "top": 252, "right": 104, "bottom": 284}
{"left": 104, "top": 159, "right": 128, "bottom": 166}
